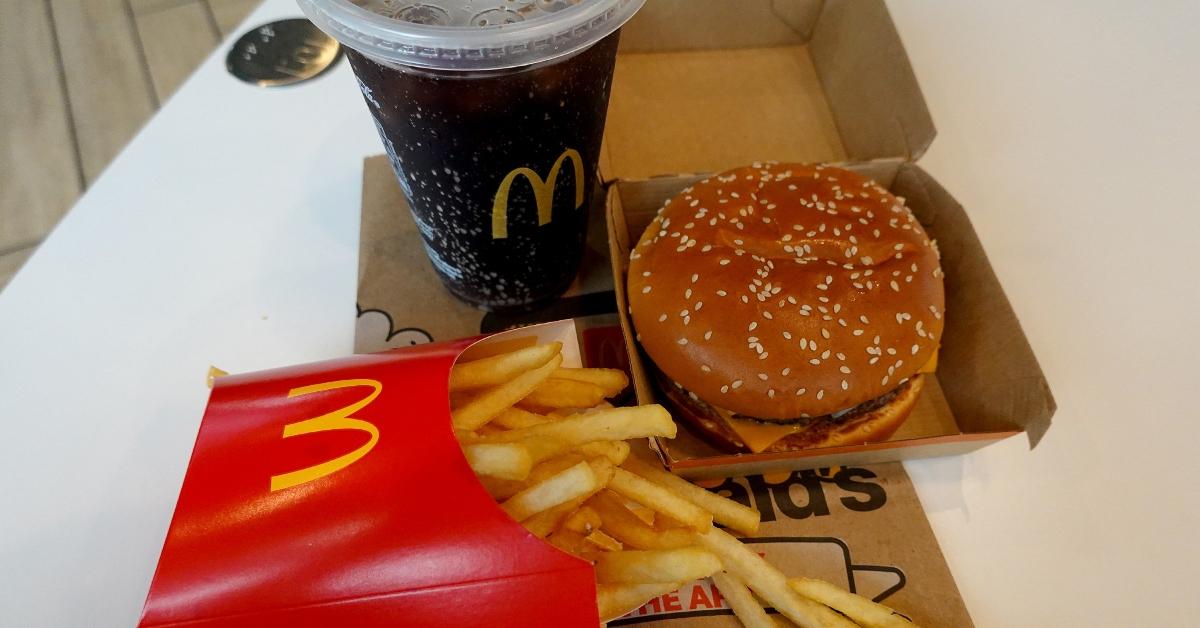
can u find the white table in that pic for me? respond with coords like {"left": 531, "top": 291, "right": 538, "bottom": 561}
{"left": 1, "top": 1, "right": 1196, "bottom": 625}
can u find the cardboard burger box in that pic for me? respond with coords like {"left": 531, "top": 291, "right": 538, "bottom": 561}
{"left": 140, "top": 321, "right": 610, "bottom": 627}
{"left": 600, "top": 0, "right": 1056, "bottom": 477}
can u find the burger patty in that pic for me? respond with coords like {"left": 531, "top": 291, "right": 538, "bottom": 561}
{"left": 658, "top": 372, "right": 917, "bottom": 452}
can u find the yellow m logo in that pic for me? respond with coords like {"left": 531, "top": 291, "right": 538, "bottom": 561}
{"left": 269, "top": 379, "right": 382, "bottom": 492}
{"left": 491, "top": 148, "right": 585, "bottom": 239}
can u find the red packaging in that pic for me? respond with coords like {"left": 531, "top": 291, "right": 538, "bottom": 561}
{"left": 140, "top": 321, "right": 600, "bottom": 627}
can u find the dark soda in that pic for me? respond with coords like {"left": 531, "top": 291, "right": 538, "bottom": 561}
{"left": 346, "top": 32, "right": 620, "bottom": 311}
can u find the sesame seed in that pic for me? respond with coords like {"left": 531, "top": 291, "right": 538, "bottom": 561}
{"left": 732, "top": 380, "right": 743, "bottom": 389}
{"left": 895, "top": 313, "right": 905, "bottom": 325}
{"left": 800, "top": 338, "right": 808, "bottom": 350}
{"left": 853, "top": 329, "right": 864, "bottom": 336}
{"left": 741, "top": 295, "right": 749, "bottom": 304}
{"left": 685, "top": 288, "right": 693, "bottom": 299}
{"left": 882, "top": 376, "right": 889, "bottom": 386}
{"left": 817, "top": 389, "right": 825, "bottom": 400}
{"left": 840, "top": 365, "right": 852, "bottom": 374}
{"left": 720, "top": 259, "right": 731, "bottom": 266}
{"left": 642, "top": 271, "right": 651, "bottom": 277}
{"left": 890, "top": 280, "right": 901, "bottom": 292}
{"left": 758, "top": 373, "right": 769, "bottom": 381}
{"left": 821, "top": 328, "right": 831, "bottom": 339}
{"left": 768, "top": 389, "right": 776, "bottom": 398}
{"left": 748, "top": 322, "right": 758, "bottom": 331}
{"left": 782, "top": 367, "right": 791, "bottom": 375}
{"left": 695, "top": 302, "right": 704, "bottom": 311}
{"left": 810, "top": 358, "right": 821, "bottom": 365}
{"left": 658, "top": 314, "right": 667, "bottom": 322}
{"left": 705, "top": 331, "right": 713, "bottom": 340}
{"left": 763, "top": 311, "right": 773, "bottom": 320}
{"left": 822, "top": 349, "right": 831, "bottom": 359}
{"left": 783, "top": 331, "right": 793, "bottom": 340}
{"left": 691, "top": 273, "right": 700, "bottom": 283}
{"left": 796, "top": 388, "right": 807, "bottom": 395}
{"left": 912, "top": 344, "right": 920, "bottom": 355}
{"left": 721, "top": 385, "right": 729, "bottom": 393}
{"left": 841, "top": 380, "right": 849, "bottom": 390}
{"left": 717, "top": 290, "right": 728, "bottom": 297}
{"left": 702, "top": 364, "right": 712, "bottom": 372}
{"left": 677, "top": 338, "right": 688, "bottom": 345}
{"left": 642, "top": 286, "right": 652, "bottom": 294}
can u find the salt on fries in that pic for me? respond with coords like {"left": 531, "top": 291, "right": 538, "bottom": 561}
{"left": 450, "top": 340, "right": 920, "bottom": 627}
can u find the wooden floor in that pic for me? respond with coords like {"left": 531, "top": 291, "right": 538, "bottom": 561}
{"left": 0, "top": 0, "right": 261, "bottom": 290}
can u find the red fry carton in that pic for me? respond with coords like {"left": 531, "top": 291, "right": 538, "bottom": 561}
{"left": 140, "top": 321, "right": 601, "bottom": 627}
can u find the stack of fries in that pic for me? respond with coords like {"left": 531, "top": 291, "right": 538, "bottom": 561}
{"left": 452, "top": 340, "right": 918, "bottom": 628}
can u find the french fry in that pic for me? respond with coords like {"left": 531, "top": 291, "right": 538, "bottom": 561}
{"left": 575, "top": 440, "right": 631, "bottom": 465}
{"left": 594, "top": 548, "right": 721, "bottom": 585}
{"left": 519, "top": 378, "right": 608, "bottom": 409}
{"left": 451, "top": 342, "right": 560, "bottom": 391}
{"left": 462, "top": 443, "right": 531, "bottom": 481}
{"left": 697, "top": 527, "right": 856, "bottom": 628}
{"left": 478, "top": 405, "right": 676, "bottom": 448}
{"left": 597, "top": 582, "right": 684, "bottom": 622}
{"left": 492, "top": 407, "right": 555, "bottom": 430}
{"left": 527, "top": 454, "right": 586, "bottom": 485}
{"left": 549, "top": 367, "right": 630, "bottom": 396}
{"left": 608, "top": 468, "right": 712, "bottom": 532}
{"left": 501, "top": 461, "right": 598, "bottom": 522}
{"left": 548, "top": 400, "right": 614, "bottom": 419}
{"left": 523, "top": 458, "right": 613, "bottom": 535}
{"left": 789, "top": 578, "right": 919, "bottom": 628}
{"left": 712, "top": 571, "right": 780, "bottom": 628}
{"left": 584, "top": 529, "right": 624, "bottom": 552}
{"left": 456, "top": 335, "right": 537, "bottom": 362}
{"left": 451, "top": 354, "right": 562, "bottom": 431}
{"left": 524, "top": 498, "right": 587, "bottom": 538}
{"left": 478, "top": 476, "right": 525, "bottom": 501}
{"left": 588, "top": 490, "right": 695, "bottom": 550}
{"left": 562, "top": 506, "right": 602, "bottom": 534}
{"left": 522, "top": 436, "right": 573, "bottom": 463}
{"left": 622, "top": 458, "right": 761, "bottom": 535}
{"left": 547, "top": 528, "right": 604, "bottom": 561}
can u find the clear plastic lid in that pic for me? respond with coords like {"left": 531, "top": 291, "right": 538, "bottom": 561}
{"left": 297, "top": 0, "right": 645, "bottom": 71}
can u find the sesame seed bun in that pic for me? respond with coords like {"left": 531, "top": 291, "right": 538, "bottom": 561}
{"left": 627, "top": 163, "right": 944, "bottom": 426}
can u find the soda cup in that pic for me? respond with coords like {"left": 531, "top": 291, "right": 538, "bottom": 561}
{"left": 299, "top": 0, "right": 646, "bottom": 311}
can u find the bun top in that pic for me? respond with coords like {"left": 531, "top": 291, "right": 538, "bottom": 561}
{"left": 627, "top": 163, "right": 945, "bottom": 419}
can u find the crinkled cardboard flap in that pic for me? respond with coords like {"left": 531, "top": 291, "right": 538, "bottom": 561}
{"left": 891, "top": 164, "right": 1056, "bottom": 446}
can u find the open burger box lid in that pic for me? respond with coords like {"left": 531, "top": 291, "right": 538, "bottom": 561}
{"left": 140, "top": 321, "right": 605, "bottom": 627}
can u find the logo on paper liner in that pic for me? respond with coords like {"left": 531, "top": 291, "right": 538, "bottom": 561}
{"left": 610, "top": 467, "right": 906, "bottom": 625}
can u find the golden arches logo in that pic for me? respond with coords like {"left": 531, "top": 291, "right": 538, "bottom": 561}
{"left": 269, "top": 379, "right": 382, "bottom": 492}
{"left": 491, "top": 149, "right": 585, "bottom": 239}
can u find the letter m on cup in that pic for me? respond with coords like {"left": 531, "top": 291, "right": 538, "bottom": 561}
{"left": 491, "top": 149, "right": 585, "bottom": 239}
{"left": 269, "top": 379, "right": 382, "bottom": 492}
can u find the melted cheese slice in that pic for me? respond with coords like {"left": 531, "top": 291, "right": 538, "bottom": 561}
{"left": 717, "top": 348, "right": 938, "bottom": 453}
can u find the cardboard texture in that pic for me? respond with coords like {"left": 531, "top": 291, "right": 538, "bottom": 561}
{"left": 141, "top": 322, "right": 601, "bottom": 627}
{"left": 606, "top": 163, "right": 1056, "bottom": 475}
{"left": 600, "top": 0, "right": 934, "bottom": 181}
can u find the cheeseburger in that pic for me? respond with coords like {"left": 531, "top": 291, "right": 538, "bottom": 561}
{"left": 627, "top": 163, "right": 945, "bottom": 453}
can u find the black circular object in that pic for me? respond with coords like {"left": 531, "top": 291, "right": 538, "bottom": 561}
{"left": 226, "top": 19, "right": 342, "bottom": 87}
